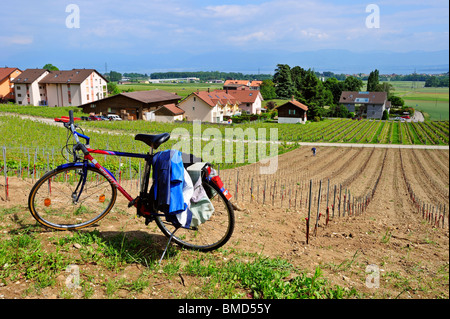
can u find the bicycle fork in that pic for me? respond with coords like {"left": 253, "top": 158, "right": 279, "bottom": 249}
{"left": 71, "top": 164, "right": 89, "bottom": 204}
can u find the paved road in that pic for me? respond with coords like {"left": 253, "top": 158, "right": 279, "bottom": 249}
{"left": 297, "top": 141, "right": 449, "bottom": 150}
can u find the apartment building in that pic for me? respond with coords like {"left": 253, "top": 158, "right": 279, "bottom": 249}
{"left": 13, "top": 68, "right": 108, "bottom": 107}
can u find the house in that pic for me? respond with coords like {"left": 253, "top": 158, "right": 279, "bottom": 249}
{"left": 12, "top": 69, "right": 50, "bottom": 105}
{"left": 276, "top": 97, "right": 308, "bottom": 124}
{"left": 178, "top": 89, "right": 240, "bottom": 123}
{"left": 0, "top": 67, "right": 22, "bottom": 102}
{"left": 339, "top": 91, "right": 390, "bottom": 119}
{"left": 223, "top": 80, "right": 262, "bottom": 91}
{"left": 249, "top": 81, "right": 262, "bottom": 90}
{"left": 39, "top": 69, "right": 108, "bottom": 107}
{"left": 152, "top": 103, "right": 185, "bottom": 122}
{"left": 79, "top": 90, "right": 182, "bottom": 120}
{"left": 215, "top": 89, "right": 264, "bottom": 114}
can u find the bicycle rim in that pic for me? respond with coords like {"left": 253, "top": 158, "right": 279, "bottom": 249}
{"left": 155, "top": 180, "right": 235, "bottom": 251}
{"left": 28, "top": 166, "right": 117, "bottom": 230}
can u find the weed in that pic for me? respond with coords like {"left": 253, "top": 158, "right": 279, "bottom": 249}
{"left": 381, "top": 229, "right": 392, "bottom": 243}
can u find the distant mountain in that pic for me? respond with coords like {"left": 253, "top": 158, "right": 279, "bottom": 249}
{"left": 8, "top": 48, "right": 448, "bottom": 76}
{"left": 176, "top": 49, "right": 449, "bottom": 75}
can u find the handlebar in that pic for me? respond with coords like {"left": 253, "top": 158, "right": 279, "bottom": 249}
{"left": 65, "top": 110, "right": 90, "bottom": 155}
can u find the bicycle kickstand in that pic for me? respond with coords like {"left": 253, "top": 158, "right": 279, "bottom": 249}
{"left": 158, "top": 226, "right": 180, "bottom": 266}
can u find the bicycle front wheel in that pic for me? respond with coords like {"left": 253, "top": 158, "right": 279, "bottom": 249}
{"left": 155, "top": 179, "right": 235, "bottom": 252}
{"left": 28, "top": 165, "right": 117, "bottom": 230}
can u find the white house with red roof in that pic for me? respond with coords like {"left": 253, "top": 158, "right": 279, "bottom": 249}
{"left": 178, "top": 89, "right": 240, "bottom": 123}
{"left": 217, "top": 89, "right": 264, "bottom": 114}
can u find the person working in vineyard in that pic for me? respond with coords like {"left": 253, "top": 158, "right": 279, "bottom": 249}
{"left": 312, "top": 147, "right": 316, "bottom": 156}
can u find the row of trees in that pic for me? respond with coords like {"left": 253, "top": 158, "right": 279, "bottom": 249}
{"left": 425, "top": 75, "right": 449, "bottom": 87}
{"left": 262, "top": 65, "right": 407, "bottom": 120}
{"left": 261, "top": 64, "right": 365, "bottom": 118}
{"left": 150, "top": 71, "right": 272, "bottom": 81}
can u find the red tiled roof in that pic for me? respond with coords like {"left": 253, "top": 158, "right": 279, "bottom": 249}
{"left": 0, "top": 67, "right": 21, "bottom": 82}
{"left": 215, "top": 89, "right": 262, "bottom": 103}
{"left": 155, "top": 103, "right": 185, "bottom": 116}
{"left": 193, "top": 90, "right": 240, "bottom": 107}
{"left": 250, "top": 81, "right": 262, "bottom": 87}
{"left": 224, "top": 80, "right": 249, "bottom": 86}
{"left": 277, "top": 98, "right": 308, "bottom": 111}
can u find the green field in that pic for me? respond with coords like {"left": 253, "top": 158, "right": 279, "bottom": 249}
{"left": 118, "top": 82, "right": 224, "bottom": 99}
{"left": 387, "top": 81, "right": 449, "bottom": 121}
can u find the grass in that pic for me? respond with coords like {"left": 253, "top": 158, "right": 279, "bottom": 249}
{"left": 387, "top": 81, "right": 449, "bottom": 121}
{"left": 117, "top": 82, "right": 224, "bottom": 99}
{"left": 0, "top": 206, "right": 356, "bottom": 299}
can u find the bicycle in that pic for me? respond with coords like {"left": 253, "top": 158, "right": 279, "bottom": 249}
{"left": 28, "top": 111, "right": 235, "bottom": 253}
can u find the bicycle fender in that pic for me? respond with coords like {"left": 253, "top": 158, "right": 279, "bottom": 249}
{"left": 57, "top": 162, "right": 117, "bottom": 181}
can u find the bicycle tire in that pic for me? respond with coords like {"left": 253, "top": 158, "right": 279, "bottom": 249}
{"left": 28, "top": 165, "right": 117, "bottom": 230}
{"left": 155, "top": 179, "right": 235, "bottom": 252}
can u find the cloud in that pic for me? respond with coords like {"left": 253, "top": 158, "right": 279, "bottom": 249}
{"left": 0, "top": 0, "right": 448, "bottom": 66}
{"left": 0, "top": 35, "right": 33, "bottom": 45}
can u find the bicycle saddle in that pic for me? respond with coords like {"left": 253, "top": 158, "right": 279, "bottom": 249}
{"left": 135, "top": 133, "right": 170, "bottom": 149}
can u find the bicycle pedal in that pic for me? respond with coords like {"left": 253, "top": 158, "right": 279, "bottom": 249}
{"left": 128, "top": 196, "right": 140, "bottom": 208}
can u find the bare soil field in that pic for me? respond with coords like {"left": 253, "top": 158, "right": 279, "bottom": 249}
{"left": 0, "top": 146, "right": 448, "bottom": 299}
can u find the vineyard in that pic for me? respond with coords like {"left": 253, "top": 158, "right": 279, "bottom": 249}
{"left": 0, "top": 113, "right": 449, "bottom": 299}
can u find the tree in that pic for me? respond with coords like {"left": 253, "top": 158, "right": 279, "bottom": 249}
{"left": 329, "top": 104, "right": 350, "bottom": 118}
{"left": 290, "top": 66, "right": 307, "bottom": 96}
{"left": 259, "top": 79, "right": 277, "bottom": 100}
{"left": 375, "top": 82, "right": 395, "bottom": 98}
{"left": 295, "top": 70, "right": 332, "bottom": 119}
{"left": 108, "top": 71, "right": 122, "bottom": 82}
{"left": 107, "top": 82, "right": 121, "bottom": 95}
{"left": 367, "top": 69, "right": 379, "bottom": 91}
{"left": 388, "top": 95, "right": 404, "bottom": 107}
{"left": 343, "top": 76, "right": 364, "bottom": 91}
{"left": 273, "top": 64, "right": 294, "bottom": 99}
{"left": 323, "top": 77, "right": 343, "bottom": 105}
{"left": 43, "top": 64, "right": 59, "bottom": 71}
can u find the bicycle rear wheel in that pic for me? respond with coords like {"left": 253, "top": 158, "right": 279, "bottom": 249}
{"left": 28, "top": 165, "right": 117, "bottom": 230}
{"left": 155, "top": 179, "right": 235, "bottom": 252}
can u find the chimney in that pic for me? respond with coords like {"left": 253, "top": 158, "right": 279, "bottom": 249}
{"left": 291, "top": 96, "right": 295, "bottom": 102}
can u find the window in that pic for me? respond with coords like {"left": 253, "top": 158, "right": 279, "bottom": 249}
{"left": 18, "top": 94, "right": 22, "bottom": 97}
{"left": 193, "top": 106, "right": 195, "bottom": 111}
{"left": 17, "top": 86, "right": 21, "bottom": 90}
{"left": 289, "top": 109, "right": 296, "bottom": 115}
{"left": 87, "top": 94, "right": 90, "bottom": 100}
{"left": 193, "top": 97, "right": 196, "bottom": 102}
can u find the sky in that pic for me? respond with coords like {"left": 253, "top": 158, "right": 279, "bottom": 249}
{"left": 1, "top": 0, "right": 448, "bottom": 74}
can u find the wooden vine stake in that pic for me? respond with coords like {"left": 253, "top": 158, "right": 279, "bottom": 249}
{"left": 306, "top": 179, "right": 312, "bottom": 244}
